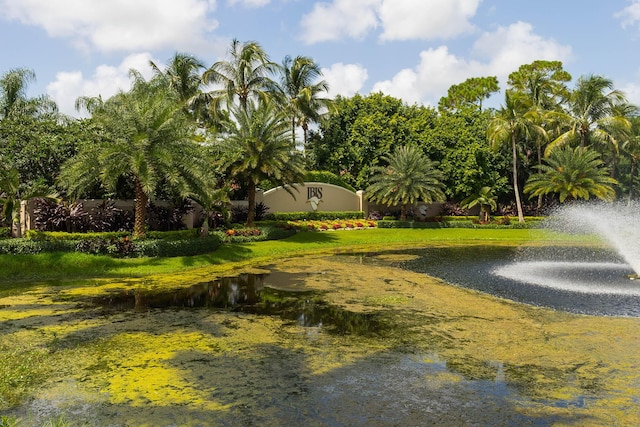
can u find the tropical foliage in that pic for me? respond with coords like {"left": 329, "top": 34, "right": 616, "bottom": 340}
{"left": 366, "top": 145, "right": 446, "bottom": 220}
{"left": 524, "top": 145, "right": 617, "bottom": 202}
{"left": 5, "top": 46, "right": 640, "bottom": 239}
{"left": 460, "top": 186, "right": 498, "bottom": 222}
{"left": 59, "top": 74, "right": 212, "bottom": 237}
{"left": 216, "top": 100, "right": 305, "bottom": 225}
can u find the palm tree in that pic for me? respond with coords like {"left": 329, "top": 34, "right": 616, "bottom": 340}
{"left": 0, "top": 68, "right": 57, "bottom": 119}
{"left": 60, "top": 73, "right": 212, "bottom": 237}
{"left": 150, "top": 52, "right": 205, "bottom": 109}
{"left": 460, "top": 186, "right": 498, "bottom": 223}
{"left": 274, "top": 55, "right": 332, "bottom": 148}
{"left": 546, "top": 74, "right": 630, "bottom": 155}
{"left": 218, "top": 99, "right": 305, "bottom": 225}
{"left": 507, "top": 60, "right": 572, "bottom": 208}
{"left": 202, "top": 39, "right": 277, "bottom": 114}
{"left": 365, "top": 144, "right": 446, "bottom": 220}
{"left": 487, "top": 91, "right": 546, "bottom": 222}
{"left": 189, "top": 185, "right": 230, "bottom": 237}
{"left": 524, "top": 145, "right": 617, "bottom": 202}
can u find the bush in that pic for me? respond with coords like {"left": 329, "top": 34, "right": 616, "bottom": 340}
{"left": 147, "top": 201, "right": 192, "bottom": 231}
{"left": 0, "top": 239, "right": 78, "bottom": 255}
{"left": 75, "top": 236, "right": 137, "bottom": 257}
{"left": 134, "top": 235, "right": 222, "bottom": 257}
{"left": 0, "top": 227, "right": 10, "bottom": 239}
{"left": 32, "top": 199, "right": 88, "bottom": 232}
{"left": 230, "top": 202, "right": 269, "bottom": 223}
{"left": 145, "top": 229, "right": 200, "bottom": 240}
{"left": 266, "top": 211, "right": 365, "bottom": 221}
{"left": 376, "top": 218, "right": 540, "bottom": 229}
{"left": 25, "top": 230, "right": 130, "bottom": 241}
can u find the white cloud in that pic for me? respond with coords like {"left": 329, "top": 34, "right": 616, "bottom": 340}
{"left": 299, "top": 0, "right": 380, "bottom": 44}
{"left": 615, "top": 0, "right": 640, "bottom": 29}
{"left": 372, "top": 22, "right": 572, "bottom": 106}
{"left": 227, "top": 0, "right": 270, "bottom": 7}
{"left": 373, "top": 47, "right": 484, "bottom": 105}
{"left": 47, "top": 53, "right": 156, "bottom": 117}
{"left": 473, "top": 22, "right": 572, "bottom": 76}
{"left": 0, "top": 0, "right": 218, "bottom": 53}
{"left": 321, "top": 63, "right": 369, "bottom": 98}
{"left": 300, "top": 0, "right": 481, "bottom": 44}
{"left": 379, "top": 0, "right": 479, "bottom": 41}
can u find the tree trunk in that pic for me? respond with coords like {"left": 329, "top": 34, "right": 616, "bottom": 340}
{"left": 629, "top": 158, "right": 637, "bottom": 206}
{"left": 302, "top": 121, "right": 309, "bottom": 152}
{"left": 201, "top": 215, "right": 210, "bottom": 237}
{"left": 134, "top": 178, "right": 148, "bottom": 238}
{"left": 511, "top": 134, "right": 525, "bottom": 223}
{"left": 399, "top": 204, "right": 406, "bottom": 220}
{"left": 537, "top": 139, "right": 543, "bottom": 210}
{"left": 246, "top": 180, "right": 256, "bottom": 226}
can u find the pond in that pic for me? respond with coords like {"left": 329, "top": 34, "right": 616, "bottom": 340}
{"left": 2, "top": 249, "right": 640, "bottom": 426}
{"left": 363, "top": 245, "right": 640, "bottom": 317}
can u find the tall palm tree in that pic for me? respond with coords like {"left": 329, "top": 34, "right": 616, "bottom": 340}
{"left": 0, "top": 68, "right": 57, "bottom": 119}
{"left": 524, "top": 145, "right": 617, "bottom": 202}
{"left": 546, "top": 74, "right": 630, "bottom": 155}
{"left": 365, "top": 144, "right": 446, "bottom": 220}
{"left": 202, "top": 39, "right": 277, "bottom": 114}
{"left": 61, "top": 73, "right": 212, "bottom": 237}
{"left": 218, "top": 99, "right": 305, "bottom": 225}
{"left": 487, "top": 91, "right": 546, "bottom": 222}
{"left": 150, "top": 52, "right": 205, "bottom": 107}
{"left": 274, "top": 55, "right": 332, "bottom": 148}
{"left": 507, "top": 61, "right": 572, "bottom": 202}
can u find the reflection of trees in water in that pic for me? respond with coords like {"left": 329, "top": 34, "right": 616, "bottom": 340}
{"left": 95, "top": 273, "right": 385, "bottom": 337}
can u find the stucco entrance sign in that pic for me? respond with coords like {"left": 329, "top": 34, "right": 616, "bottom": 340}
{"left": 259, "top": 182, "right": 364, "bottom": 213}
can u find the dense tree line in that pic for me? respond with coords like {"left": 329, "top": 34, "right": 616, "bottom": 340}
{"left": 2, "top": 49, "right": 639, "bottom": 234}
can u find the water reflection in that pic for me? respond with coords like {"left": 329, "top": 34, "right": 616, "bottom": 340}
{"left": 93, "top": 273, "right": 383, "bottom": 336}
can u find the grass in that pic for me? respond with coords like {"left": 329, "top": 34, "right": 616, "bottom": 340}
{"left": 0, "top": 228, "right": 598, "bottom": 289}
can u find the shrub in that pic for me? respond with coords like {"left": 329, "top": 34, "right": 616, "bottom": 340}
{"left": 25, "top": 230, "right": 129, "bottom": 241}
{"left": 32, "top": 199, "right": 88, "bottom": 232}
{"left": 0, "top": 239, "right": 78, "bottom": 255}
{"left": 147, "top": 201, "right": 192, "bottom": 231}
{"left": 266, "top": 211, "right": 365, "bottom": 221}
{"left": 145, "top": 229, "right": 200, "bottom": 240}
{"left": 87, "top": 200, "right": 133, "bottom": 232}
{"left": 134, "top": 235, "right": 223, "bottom": 257}
{"left": 230, "top": 202, "right": 269, "bottom": 223}
{"left": 0, "top": 227, "right": 10, "bottom": 238}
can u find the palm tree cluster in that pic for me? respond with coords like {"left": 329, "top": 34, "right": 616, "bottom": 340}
{"left": 61, "top": 40, "right": 333, "bottom": 235}
{"left": 488, "top": 60, "right": 638, "bottom": 221}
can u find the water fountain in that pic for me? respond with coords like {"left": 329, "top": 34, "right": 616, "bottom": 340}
{"left": 488, "top": 202, "right": 640, "bottom": 315}
{"left": 384, "top": 202, "right": 640, "bottom": 316}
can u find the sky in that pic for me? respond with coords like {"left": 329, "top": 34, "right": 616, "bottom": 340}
{"left": 2, "top": 0, "right": 640, "bottom": 118}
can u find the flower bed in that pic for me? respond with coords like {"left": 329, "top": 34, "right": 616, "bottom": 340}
{"left": 287, "top": 220, "right": 377, "bottom": 231}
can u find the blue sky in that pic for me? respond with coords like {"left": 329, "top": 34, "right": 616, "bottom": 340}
{"left": 2, "top": 0, "right": 640, "bottom": 117}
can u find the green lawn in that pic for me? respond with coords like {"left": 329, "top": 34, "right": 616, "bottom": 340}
{"left": 0, "top": 228, "right": 595, "bottom": 288}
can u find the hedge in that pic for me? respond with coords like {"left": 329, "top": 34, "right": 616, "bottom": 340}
{"left": 1, "top": 225, "right": 294, "bottom": 256}
{"left": 376, "top": 219, "right": 540, "bottom": 229}
{"left": 265, "top": 211, "right": 365, "bottom": 221}
{"left": 134, "top": 235, "right": 222, "bottom": 257}
{"left": 25, "top": 230, "right": 131, "bottom": 241}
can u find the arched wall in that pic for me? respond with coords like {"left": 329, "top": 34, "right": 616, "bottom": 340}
{"left": 260, "top": 182, "right": 364, "bottom": 213}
